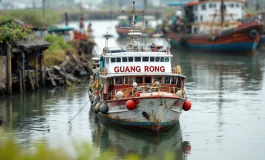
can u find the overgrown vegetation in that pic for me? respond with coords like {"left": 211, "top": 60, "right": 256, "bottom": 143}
{"left": 0, "top": 132, "right": 176, "bottom": 160}
{"left": 44, "top": 34, "right": 75, "bottom": 67}
{"left": 0, "top": 16, "right": 31, "bottom": 45}
{"left": 2, "top": 9, "right": 61, "bottom": 28}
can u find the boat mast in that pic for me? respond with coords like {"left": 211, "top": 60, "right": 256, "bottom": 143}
{"left": 129, "top": 1, "right": 136, "bottom": 46}
{"left": 220, "top": 0, "right": 224, "bottom": 29}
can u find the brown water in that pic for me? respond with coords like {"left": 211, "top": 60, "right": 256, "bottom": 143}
{"left": 1, "top": 20, "right": 265, "bottom": 160}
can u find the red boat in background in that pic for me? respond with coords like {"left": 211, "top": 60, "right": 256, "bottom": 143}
{"left": 167, "top": 20, "right": 263, "bottom": 53}
{"left": 165, "top": 0, "right": 264, "bottom": 53}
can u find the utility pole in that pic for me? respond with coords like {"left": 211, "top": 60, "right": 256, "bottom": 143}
{"left": 42, "top": 0, "right": 46, "bottom": 38}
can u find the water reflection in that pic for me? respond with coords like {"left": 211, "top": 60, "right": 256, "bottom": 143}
{"left": 89, "top": 110, "right": 191, "bottom": 160}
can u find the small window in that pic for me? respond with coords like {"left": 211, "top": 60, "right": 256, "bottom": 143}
{"left": 209, "top": 4, "right": 213, "bottom": 8}
{"left": 155, "top": 57, "right": 160, "bottom": 62}
{"left": 201, "top": 4, "right": 206, "bottom": 10}
{"left": 135, "top": 57, "right": 141, "bottom": 62}
{"left": 154, "top": 76, "right": 162, "bottom": 83}
{"left": 125, "top": 77, "right": 134, "bottom": 84}
{"left": 129, "top": 57, "right": 133, "bottom": 62}
{"left": 122, "top": 57, "right": 127, "bottom": 62}
{"left": 117, "top": 57, "right": 121, "bottom": 62}
{"left": 231, "top": 3, "right": 234, "bottom": 8}
{"left": 194, "top": 6, "right": 197, "bottom": 10}
{"left": 111, "top": 58, "right": 116, "bottom": 62}
{"left": 164, "top": 77, "right": 171, "bottom": 84}
{"left": 145, "top": 77, "right": 152, "bottom": 83}
{"left": 171, "top": 77, "right": 177, "bottom": 84}
{"left": 150, "top": 57, "right": 155, "bottom": 62}
{"left": 115, "top": 77, "right": 122, "bottom": 84}
{"left": 136, "top": 77, "right": 143, "bottom": 83}
{"left": 143, "top": 57, "right": 149, "bottom": 62}
{"left": 165, "top": 58, "right": 169, "bottom": 62}
{"left": 200, "top": 15, "right": 203, "bottom": 21}
{"left": 124, "top": 77, "right": 128, "bottom": 84}
{"left": 160, "top": 57, "right": 164, "bottom": 62}
{"left": 236, "top": 3, "right": 239, "bottom": 8}
{"left": 213, "top": 4, "right": 216, "bottom": 8}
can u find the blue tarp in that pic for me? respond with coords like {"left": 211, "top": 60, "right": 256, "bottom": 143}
{"left": 165, "top": 2, "right": 188, "bottom": 6}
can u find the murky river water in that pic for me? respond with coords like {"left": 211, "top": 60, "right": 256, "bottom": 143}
{"left": 1, "top": 20, "right": 265, "bottom": 160}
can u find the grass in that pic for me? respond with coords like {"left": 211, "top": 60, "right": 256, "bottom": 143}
{"left": 1, "top": 9, "right": 61, "bottom": 28}
{"left": 43, "top": 35, "right": 76, "bottom": 67}
{"left": 0, "top": 131, "right": 176, "bottom": 160}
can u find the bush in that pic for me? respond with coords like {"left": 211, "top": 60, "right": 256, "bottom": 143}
{"left": 44, "top": 34, "right": 75, "bottom": 66}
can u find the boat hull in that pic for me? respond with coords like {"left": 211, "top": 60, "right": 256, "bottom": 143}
{"left": 167, "top": 22, "right": 263, "bottom": 53}
{"left": 90, "top": 96, "right": 185, "bottom": 132}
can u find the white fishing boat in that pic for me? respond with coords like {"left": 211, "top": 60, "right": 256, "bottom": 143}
{"left": 89, "top": 1, "right": 192, "bottom": 132}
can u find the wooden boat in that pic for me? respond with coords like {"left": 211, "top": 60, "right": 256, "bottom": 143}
{"left": 115, "top": 15, "right": 157, "bottom": 37}
{"left": 89, "top": 2, "right": 192, "bottom": 133}
{"left": 165, "top": 0, "right": 264, "bottom": 53}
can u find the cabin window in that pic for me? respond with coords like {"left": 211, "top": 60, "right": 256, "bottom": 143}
{"left": 164, "top": 77, "right": 171, "bottom": 84}
{"left": 125, "top": 77, "right": 134, "bottom": 84}
{"left": 171, "top": 77, "right": 177, "bottom": 84}
{"left": 117, "top": 57, "right": 121, "bottom": 62}
{"left": 129, "top": 57, "right": 133, "bottom": 62}
{"left": 160, "top": 57, "right": 164, "bottom": 62}
{"left": 155, "top": 57, "right": 160, "bottom": 62}
{"left": 136, "top": 77, "right": 143, "bottom": 83}
{"left": 150, "top": 57, "right": 155, "bottom": 62}
{"left": 111, "top": 58, "right": 116, "bottom": 63}
{"left": 230, "top": 3, "right": 234, "bottom": 8}
{"left": 145, "top": 77, "right": 152, "bottom": 83}
{"left": 124, "top": 77, "right": 128, "bottom": 84}
{"left": 122, "top": 57, "right": 127, "bottom": 62}
{"left": 115, "top": 77, "right": 122, "bottom": 84}
{"left": 201, "top": 4, "right": 206, "bottom": 10}
{"left": 143, "top": 57, "right": 149, "bottom": 62}
{"left": 209, "top": 4, "right": 213, "bottom": 8}
{"left": 213, "top": 4, "right": 216, "bottom": 8}
{"left": 135, "top": 57, "right": 141, "bottom": 62}
{"left": 200, "top": 15, "right": 203, "bottom": 22}
{"left": 165, "top": 57, "right": 170, "bottom": 62}
{"left": 154, "top": 76, "right": 162, "bottom": 83}
{"left": 236, "top": 3, "right": 239, "bottom": 8}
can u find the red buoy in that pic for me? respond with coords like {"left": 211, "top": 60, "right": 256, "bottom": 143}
{"left": 95, "top": 91, "right": 99, "bottom": 95}
{"left": 126, "top": 100, "right": 136, "bottom": 110}
{"left": 183, "top": 100, "right": 192, "bottom": 111}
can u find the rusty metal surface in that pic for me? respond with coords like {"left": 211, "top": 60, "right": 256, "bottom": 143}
{"left": 89, "top": 93, "right": 184, "bottom": 131}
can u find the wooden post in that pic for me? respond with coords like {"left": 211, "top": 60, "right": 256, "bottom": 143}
{"left": 35, "top": 51, "right": 39, "bottom": 89}
{"left": 21, "top": 52, "right": 26, "bottom": 91}
{"left": 40, "top": 50, "right": 45, "bottom": 86}
{"left": 18, "top": 53, "right": 22, "bottom": 92}
{"left": 7, "top": 45, "right": 12, "bottom": 94}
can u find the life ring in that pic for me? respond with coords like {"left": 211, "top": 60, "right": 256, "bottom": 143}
{"left": 249, "top": 29, "right": 258, "bottom": 39}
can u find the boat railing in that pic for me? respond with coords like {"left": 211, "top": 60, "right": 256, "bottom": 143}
{"left": 107, "top": 86, "right": 183, "bottom": 100}
{"left": 100, "top": 68, "right": 107, "bottom": 75}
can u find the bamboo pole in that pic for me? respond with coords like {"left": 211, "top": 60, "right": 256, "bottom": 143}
{"left": 7, "top": 46, "right": 12, "bottom": 94}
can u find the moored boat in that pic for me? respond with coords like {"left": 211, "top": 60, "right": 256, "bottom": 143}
{"left": 89, "top": 2, "right": 192, "bottom": 133}
{"left": 165, "top": 0, "right": 264, "bottom": 53}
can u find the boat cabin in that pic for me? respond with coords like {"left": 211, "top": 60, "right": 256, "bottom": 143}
{"left": 183, "top": 0, "right": 246, "bottom": 34}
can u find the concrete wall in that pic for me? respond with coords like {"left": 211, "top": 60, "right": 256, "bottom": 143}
{"left": 0, "top": 56, "right": 7, "bottom": 89}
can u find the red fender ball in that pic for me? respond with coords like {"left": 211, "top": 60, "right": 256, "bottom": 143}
{"left": 126, "top": 100, "right": 136, "bottom": 110}
{"left": 183, "top": 100, "right": 192, "bottom": 111}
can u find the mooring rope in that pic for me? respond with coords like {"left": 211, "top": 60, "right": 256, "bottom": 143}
{"left": 68, "top": 99, "right": 90, "bottom": 123}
